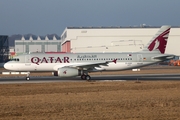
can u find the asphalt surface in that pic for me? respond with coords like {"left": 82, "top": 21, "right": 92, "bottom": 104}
{"left": 1, "top": 74, "right": 180, "bottom": 84}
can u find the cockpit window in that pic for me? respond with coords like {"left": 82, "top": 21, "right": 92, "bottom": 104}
{"left": 10, "top": 58, "right": 19, "bottom": 61}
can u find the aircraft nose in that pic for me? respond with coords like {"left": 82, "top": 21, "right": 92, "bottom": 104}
{"left": 4, "top": 63, "right": 8, "bottom": 69}
{"left": 4, "top": 63, "right": 10, "bottom": 70}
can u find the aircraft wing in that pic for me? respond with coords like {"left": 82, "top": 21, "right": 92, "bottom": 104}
{"left": 65, "top": 59, "right": 117, "bottom": 70}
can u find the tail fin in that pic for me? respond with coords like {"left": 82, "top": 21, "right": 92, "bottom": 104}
{"left": 142, "top": 25, "right": 171, "bottom": 54}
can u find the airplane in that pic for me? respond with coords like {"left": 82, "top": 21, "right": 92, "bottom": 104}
{"left": 4, "top": 25, "right": 175, "bottom": 80}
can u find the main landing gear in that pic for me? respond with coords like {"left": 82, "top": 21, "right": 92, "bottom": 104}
{"left": 81, "top": 74, "right": 91, "bottom": 80}
{"left": 26, "top": 72, "right": 30, "bottom": 81}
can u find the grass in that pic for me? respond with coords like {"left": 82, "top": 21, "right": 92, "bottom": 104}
{"left": 0, "top": 81, "right": 180, "bottom": 120}
{"left": 0, "top": 66, "right": 180, "bottom": 119}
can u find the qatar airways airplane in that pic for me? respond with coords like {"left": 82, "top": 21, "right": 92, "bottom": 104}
{"left": 4, "top": 25, "right": 174, "bottom": 80}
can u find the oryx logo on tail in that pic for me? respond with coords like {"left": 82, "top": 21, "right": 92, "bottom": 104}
{"left": 148, "top": 28, "right": 170, "bottom": 54}
{"left": 142, "top": 25, "right": 171, "bottom": 54}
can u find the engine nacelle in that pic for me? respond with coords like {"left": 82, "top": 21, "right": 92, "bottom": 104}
{"left": 53, "top": 67, "right": 83, "bottom": 77}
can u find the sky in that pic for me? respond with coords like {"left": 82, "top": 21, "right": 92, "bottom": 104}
{"left": 0, "top": 0, "right": 180, "bottom": 36}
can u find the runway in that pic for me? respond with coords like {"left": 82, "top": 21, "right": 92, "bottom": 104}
{"left": 1, "top": 73, "right": 180, "bottom": 84}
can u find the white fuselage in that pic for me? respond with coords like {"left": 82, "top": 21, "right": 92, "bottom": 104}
{"left": 4, "top": 52, "right": 173, "bottom": 72}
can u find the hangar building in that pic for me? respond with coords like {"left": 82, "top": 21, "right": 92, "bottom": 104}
{"left": 61, "top": 26, "right": 180, "bottom": 56}
{"left": 15, "top": 36, "right": 61, "bottom": 55}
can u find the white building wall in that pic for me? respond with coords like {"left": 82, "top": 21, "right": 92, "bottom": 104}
{"left": 165, "top": 28, "right": 180, "bottom": 55}
{"left": 29, "top": 45, "right": 42, "bottom": 52}
{"left": 15, "top": 45, "right": 25, "bottom": 53}
{"left": 61, "top": 27, "right": 180, "bottom": 55}
{"left": 15, "top": 36, "right": 61, "bottom": 54}
{"left": 45, "top": 45, "right": 57, "bottom": 52}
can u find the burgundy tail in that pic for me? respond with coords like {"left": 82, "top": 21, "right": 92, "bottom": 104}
{"left": 142, "top": 26, "right": 171, "bottom": 54}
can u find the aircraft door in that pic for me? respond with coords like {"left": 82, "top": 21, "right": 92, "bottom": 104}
{"left": 25, "top": 55, "right": 38, "bottom": 70}
{"left": 25, "top": 55, "right": 31, "bottom": 63}
{"left": 25, "top": 55, "right": 37, "bottom": 70}
{"left": 137, "top": 54, "right": 143, "bottom": 62}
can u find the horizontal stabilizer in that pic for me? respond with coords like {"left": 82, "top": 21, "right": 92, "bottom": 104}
{"left": 152, "top": 54, "right": 174, "bottom": 60}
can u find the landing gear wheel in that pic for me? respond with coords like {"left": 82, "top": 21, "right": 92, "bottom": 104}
{"left": 26, "top": 72, "right": 30, "bottom": 81}
{"left": 85, "top": 75, "right": 91, "bottom": 80}
{"left": 26, "top": 77, "right": 30, "bottom": 81}
{"left": 81, "top": 75, "right": 86, "bottom": 80}
{"left": 81, "top": 74, "right": 91, "bottom": 80}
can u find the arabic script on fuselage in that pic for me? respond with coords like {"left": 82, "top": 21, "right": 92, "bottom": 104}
{"left": 77, "top": 55, "right": 97, "bottom": 58}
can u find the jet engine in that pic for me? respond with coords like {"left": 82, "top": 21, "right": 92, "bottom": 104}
{"left": 53, "top": 67, "right": 83, "bottom": 77}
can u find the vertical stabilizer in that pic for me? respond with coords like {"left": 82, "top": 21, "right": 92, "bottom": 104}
{"left": 142, "top": 25, "right": 171, "bottom": 54}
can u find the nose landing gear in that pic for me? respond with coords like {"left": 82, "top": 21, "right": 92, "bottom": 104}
{"left": 26, "top": 72, "right": 30, "bottom": 80}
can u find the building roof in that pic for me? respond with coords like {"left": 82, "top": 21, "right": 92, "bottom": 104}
{"left": 67, "top": 26, "right": 180, "bottom": 29}
{"left": 20, "top": 35, "right": 60, "bottom": 40}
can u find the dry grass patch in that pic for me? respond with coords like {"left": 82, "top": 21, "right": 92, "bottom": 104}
{"left": 0, "top": 81, "right": 180, "bottom": 120}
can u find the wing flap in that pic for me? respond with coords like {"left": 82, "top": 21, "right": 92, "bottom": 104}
{"left": 57, "top": 59, "right": 117, "bottom": 71}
